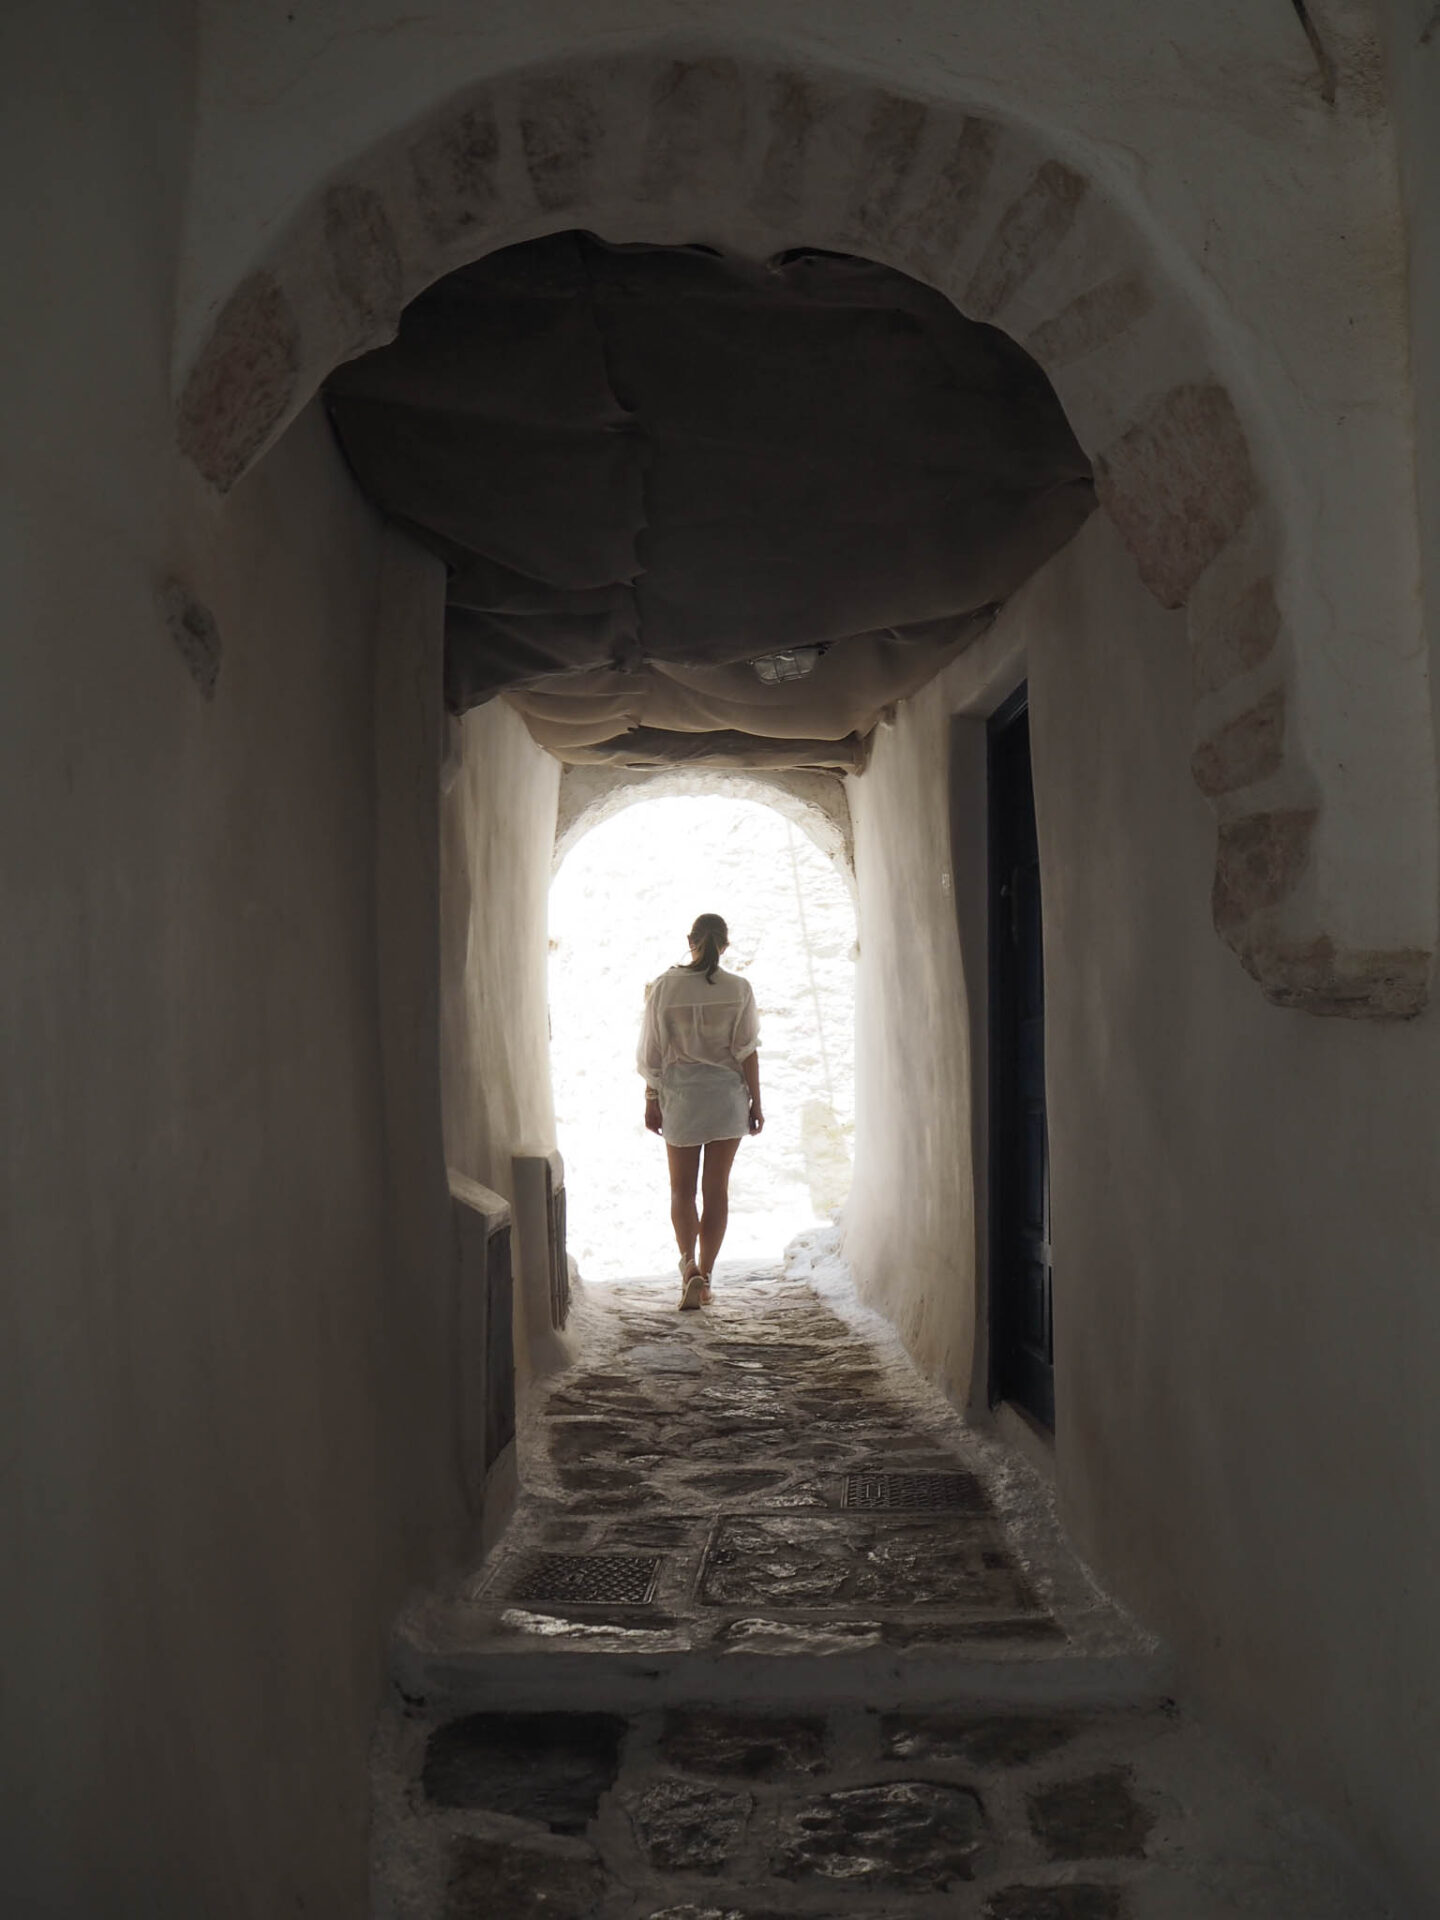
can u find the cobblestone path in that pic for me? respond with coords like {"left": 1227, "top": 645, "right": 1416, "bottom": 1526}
{"left": 373, "top": 1265, "right": 1392, "bottom": 1919}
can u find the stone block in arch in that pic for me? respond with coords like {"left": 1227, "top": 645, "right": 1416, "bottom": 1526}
{"left": 174, "top": 45, "right": 1432, "bottom": 1019}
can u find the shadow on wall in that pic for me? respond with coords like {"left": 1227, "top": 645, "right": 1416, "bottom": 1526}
{"left": 548, "top": 795, "right": 856, "bottom": 1280}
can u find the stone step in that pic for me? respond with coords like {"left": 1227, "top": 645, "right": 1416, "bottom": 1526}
{"left": 391, "top": 1599, "right": 1172, "bottom": 1721}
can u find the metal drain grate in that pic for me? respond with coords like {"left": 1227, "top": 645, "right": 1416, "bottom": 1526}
{"left": 841, "top": 1471, "right": 987, "bottom": 1512}
{"left": 507, "top": 1553, "right": 662, "bottom": 1606}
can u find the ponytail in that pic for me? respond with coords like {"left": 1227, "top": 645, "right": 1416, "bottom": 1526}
{"left": 687, "top": 912, "right": 728, "bottom": 985}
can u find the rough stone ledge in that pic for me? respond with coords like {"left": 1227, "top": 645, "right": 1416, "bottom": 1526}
{"left": 1240, "top": 935, "right": 1431, "bottom": 1020}
{"left": 1211, "top": 811, "right": 1432, "bottom": 1016}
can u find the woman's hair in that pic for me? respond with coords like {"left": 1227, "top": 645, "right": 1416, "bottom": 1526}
{"left": 687, "top": 912, "right": 728, "bottom": 984}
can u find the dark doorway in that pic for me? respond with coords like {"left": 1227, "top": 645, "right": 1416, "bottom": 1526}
{"left": 988, "top": 686, "right": 1054, "bottom": 1430}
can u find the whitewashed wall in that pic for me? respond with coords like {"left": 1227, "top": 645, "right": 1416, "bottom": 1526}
{"left": 845, "top": 509, "right": 1440, "bottom": 1908}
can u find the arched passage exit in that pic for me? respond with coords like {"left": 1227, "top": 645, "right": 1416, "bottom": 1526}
{"left": 548, "top": 793, "right": 856, "bottom": 1279}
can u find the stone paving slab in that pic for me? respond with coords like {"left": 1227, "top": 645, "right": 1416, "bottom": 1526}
{"left": 396, "top": 1268, "right": 1155, "bottom": 1696}
{"left": 373, "top": 1697, "right": 1393, "bottom": 1918}
{"left": 374, "top": 1264, "right": 1395, "bottom": 1918}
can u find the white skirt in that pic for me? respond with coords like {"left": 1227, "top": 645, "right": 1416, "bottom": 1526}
{"left": 659, "top": 1061, "right": 750, "bottom": 1147}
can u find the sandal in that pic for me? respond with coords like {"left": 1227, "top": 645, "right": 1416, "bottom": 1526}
{"left": 679, "top": 1270, "right": 706, "bottom": 1311}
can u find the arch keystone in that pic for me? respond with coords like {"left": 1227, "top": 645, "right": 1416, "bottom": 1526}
{"left": 849, "top": 92, "right": 929, "bottom": 237}
{"left": 640, "top": 58, "right": 746, "bottom": 201}
{"left": 751, "top": 71, "right": 822, "bottom": 221}
{"left": 518, "top": 73, "right": 604, "bottom": 212}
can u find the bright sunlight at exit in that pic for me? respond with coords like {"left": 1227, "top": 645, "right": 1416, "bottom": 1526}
{"left": 549, "top": 797, "right": 856, "bottom": 1281}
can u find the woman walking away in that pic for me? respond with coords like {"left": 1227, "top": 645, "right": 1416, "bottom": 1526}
{"left": 637, "top": 913, "right": 764, "bottom": 1310}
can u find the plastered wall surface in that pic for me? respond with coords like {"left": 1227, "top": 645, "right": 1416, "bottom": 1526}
{"left": 845, "top": 695, "right": 979, "bottom": 1408}
{"left": 1383, "top": 4, "right": 1440, "bottom": 766}
{"left": 439, "top": 699, "right": 560, "bottom": 1202}
{"left": 374, "top": 537, "right": 550, "bottom": 1552}
{"left": 845, "top": 512, "right": 1440, "bottom": 1906}
{"left": 0, "top": 4, "right": 462, "bottom": 1911}
{"left": 1031, "top": 519, "right": 1440, "bottom": 1910}
{"left": 373, "top": 529, "right": 481, "bottom": 1577}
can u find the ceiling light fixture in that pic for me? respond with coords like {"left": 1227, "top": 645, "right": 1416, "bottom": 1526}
{"left": 750, "top": 645, "right": 825, "bottom": 685}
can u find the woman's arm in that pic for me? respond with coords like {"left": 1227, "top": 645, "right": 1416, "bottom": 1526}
{"left": 741, "top": 1049, "right": 764, "bottom": 1133}
{"left": 638, "top": 980, "right": 664, "bottom": 1131}
{"left": 734, "top": 982, "right": 763, "bottom": 1133}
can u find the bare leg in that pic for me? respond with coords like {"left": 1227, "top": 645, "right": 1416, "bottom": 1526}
{"left": 665, "top": 1143, "right": 701, "bottom": 1276}
{"left": 697, "top": 1136, "right": 743, "bottom": 1283}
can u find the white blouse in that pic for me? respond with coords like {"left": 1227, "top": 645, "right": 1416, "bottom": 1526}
{"left": 637, "top": 966, "right": 760, "bottom": 1091}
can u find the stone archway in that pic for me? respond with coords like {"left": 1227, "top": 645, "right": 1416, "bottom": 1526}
{"left": 174, "top": 47, "right": 1432, "bottom": 1018}
{"left": 554, "top": 765, "right": 855, "bottom": 899}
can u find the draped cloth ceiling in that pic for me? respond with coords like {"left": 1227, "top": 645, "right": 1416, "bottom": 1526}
{"left": 326, "top": 232, "right": 1095, "bottom": 768}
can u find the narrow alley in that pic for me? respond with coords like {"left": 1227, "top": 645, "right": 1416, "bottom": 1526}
{"left": 374, "top": 1255, "right": 1388, "bottom": 1919}
{"left": 11, "top": 11, "right": 1440, "bottom": 1913}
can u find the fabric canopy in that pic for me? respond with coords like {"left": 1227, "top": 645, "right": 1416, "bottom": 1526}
{"left": 327, "top": 232, "right": 1095, "bottom": 765}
